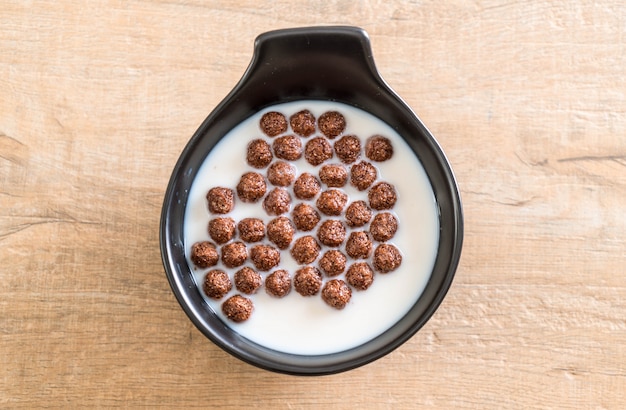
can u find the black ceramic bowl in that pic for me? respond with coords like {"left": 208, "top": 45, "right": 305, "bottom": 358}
{"left": 160, "top": 26, "right": 463, "bottom": 375}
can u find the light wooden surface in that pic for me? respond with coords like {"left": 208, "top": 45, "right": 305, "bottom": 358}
{"left": 2, "top": 1, "right": 625, "bottom": 408}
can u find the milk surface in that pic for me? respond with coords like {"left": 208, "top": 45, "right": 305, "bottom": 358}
{"left": 184, "top": 101, "right": 439, "bottom": 355}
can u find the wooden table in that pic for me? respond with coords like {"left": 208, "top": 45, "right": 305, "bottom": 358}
{"left": 2, "top": 1, "right": 624, "bottom": 408}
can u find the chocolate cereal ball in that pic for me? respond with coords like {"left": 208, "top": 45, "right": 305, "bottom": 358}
{"left": 221, "top": 241, "right": 248, "bottom": 268}
{"left": 368, "top": 182, "right": 398, "bottom": 210}
{"left": 318, "top": 250, "right": 347, "bottom": 277}
{"left": 267, "top": 161, "right": 296, "bottom": 187}
{"left": 273, "top": 135, "right": 303, "bottom": 161}
{"left": 290, "top": 109, "right": 316, "bottom": 137}
{"left": 322, "top": 279, "right": 352, "bottom": 309}
{"left": 222, "top": 295, "right": 253, "bottom": 322}
{"left": 260, "top": 111, "right": 287, "bottom": 137}
{"left": 266, "top": 216, "right": 295, "bottom": 249}
{"left": 317, "top": 219, "right": 346, "bottom": 247}
{"left": 350, "top": 161, "right": 377, "bottom": 191}
{"left": 345, "top": 200, "right": 372, "bottom": 227}
{"left": 265, "top": 269, "right": 291, "bottom": 298}
{"left": 334, "top": 135, "right": 361, "bottom": 164}
{"left": 365, "top": 135, "right": 393, "bottom": 162}
{"left": 234, "top": 267, "right": 262, "bottom": 294}
{"left": 345, "top": 231, "right": 373, "bottom": 259}
{"left": 237, "top": 172, "right": 266, "bottom": 203}
{"left": 304, "top": 136, "right": 333, "bottom": 166}
{"left": 294, "top": 266, "right": 323, "bottom": 296}
{"left": 246, "top": 139, "right": 273, "bottom": 168}
{"left": 293, "top": 172, "right": 321, "bottom": 200}
{"left": 206, "top": 187, "right": 235, "bottom": 214}
{"left": 263, "top": 187, "right": 291, "bottom": 215}
{"left": 292, "top": 203, "right": 321, "bottom": 231}
{"left": 237, "top": 218, "right": 265, "bottom": 243}
{"left": 250, "top": 244, "right": 280, "bottom": 271}
{"left": 373, "top": 243, "right": 403, "bottom": 273}
{"left": 290, "top": 235, "right": 320, "bottom": 265}
{"left": 203, "top": 269, "right": 232, "bottom": 299}
{"left": 190, "top": 241, "right": 219, "bottom": 268}
{"left": 318, "top": 111, "right": 346, "bottom": 139}
{"left": 369, "top": 212, "right": 398, "bottom": 242}
{"left": 208, "top": 217, "right": 236, "bottom": 244}
{"left": 319, "top": 164, "right": 348, "bottom": 187}
{"left": 316, "top": 189, "right": 348, "bottom": 216}
{"left": 346, "top": 262, "right": 374, "bottom": 291}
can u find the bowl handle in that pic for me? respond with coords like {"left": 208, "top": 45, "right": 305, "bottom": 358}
{"left": 228, "top": 26, "right": 388, "bottom": 107}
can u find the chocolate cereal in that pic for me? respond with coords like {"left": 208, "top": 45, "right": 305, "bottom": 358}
{"left": 304, "top": 136, "right": 333, "bottom": 166}
{"left": 373, "top": 243, "right": 403, "bottom": 273}
{"left": 208, "top": 217, "right": 236, "bottom": 244}
{"left": 318, "top": 250, "right": 347, "bottom": 277}
{"left": 290, "top": 235, "right": 320, "bottom": 265}
{"left": 290, "top": 110, "right": 316, "bottom": 137}
{"left": 237, "top": 172, "right": 266, "bottom": 203}
{"left": 273, "top": 135, "right": 303, "bottom": 161}
{"left": 190, "top": 241, "right": 219, "bottom": 268}
{"left": 266, "top": 216, "right": 295, "bottom": 249}
{"left": 368, "top": 182, "right": 397, "bottom": 210}
{"left": 316, "top": 189, "right": 348, "bottom": 216}
{"left": 292, "top": 203, "right": 321, "bottom": 231}
{"left": 203, "top": 269, "right": 232, "bottom": 299}
{"left": 190, "top": 106, "right": 410, "bottom": 320}
{"left": 267, "top": 161, "right": 296, "bottom": 187}
{"left": 237, "top": 218, "right": 265, "bottom": 243}
{"left": 263, "top": 187, "right": 291, "bottom": 215}
{"left": 246, "top": 139, "right": 273, "bottom": 168}
{"left": 345, "top": 231, "right": 373, "bottom": 259}
{"left": 318, "top": 111, "right": 346, "bottom": 139}
{"left": 265, "top": 269, "right": 291, "bottom": 298}
{"left": 206, "top": 187, "right": 234, "bottom": 214}
{"left": 234, "top": 266, "right": 262, "bottom": 294}
{"left": 350, "top": 161, "right": 377, "bottom": 191}
{"left": 221, "top": 241, "right": 248, "bottom": 268}
{"left": 250, "top": 244, "right": 280, "bottom": 271}
{"left": 365, "top": 135, "right": 393, "bottom": 162}
{"left": 222, "top": 295, "right": 253, "bottom": 322}
{"left": 260, "top": 111, "right": 287, "bottom": 137}
{"left": 345, "top": 200, "right": 372, "bottom": 227}
{"left": 346, "top": 262, "right": 374, "bottom": 291}
{"left": 321, "top": 279, "right": 352, "bottom": 309}
{"left": 369, "top": 212, "right": 398, "bottom": 242}
{"left": 294, "top": 266, "right": 323, "bottom": 296}
{"left": 334, "top": 135, "right": 361, "bottom": 164}
{"left": 319, "top": 164, "right": 348, "bottom": 187}
{"left": 317, "top": 219, "right": 346, "bottom": 247}
{"left": 293, "top": 172, "right": 321, "bottom": 200}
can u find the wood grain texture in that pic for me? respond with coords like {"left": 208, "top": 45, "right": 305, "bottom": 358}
{"left": 1, "top": 0, "right": 625, "bottom": 408}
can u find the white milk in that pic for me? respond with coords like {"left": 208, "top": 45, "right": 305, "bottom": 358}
{"left": 184, "top": 101, "right": 439, "bottom": 355}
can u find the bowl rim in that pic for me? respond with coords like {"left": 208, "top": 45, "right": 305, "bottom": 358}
{"left": 160, "top": 26, "right": 463, "bottom": 375}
